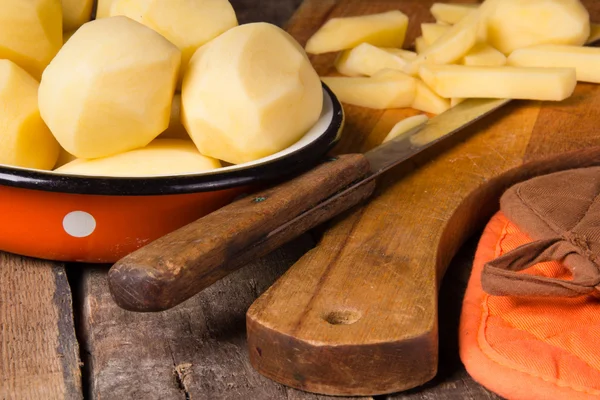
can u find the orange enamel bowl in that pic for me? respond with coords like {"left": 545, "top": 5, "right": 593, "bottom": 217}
{"left": 0, "top": 86, "right": 343, "bottom": 263}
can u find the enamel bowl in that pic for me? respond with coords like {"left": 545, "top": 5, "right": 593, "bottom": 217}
{"left": 0, "top": 85, "right": 343, "bottom": 263}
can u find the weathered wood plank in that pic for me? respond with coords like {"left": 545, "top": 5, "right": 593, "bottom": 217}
{"left": 0, "top": 253, "right": 81, "bottom": 400}
{"left": 80, "top": 239, "right": 369, "bottom": 399}
{"left": 387, "top": 236, "right": 502, "bottom": 400}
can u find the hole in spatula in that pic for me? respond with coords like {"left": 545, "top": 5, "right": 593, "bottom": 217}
{"left": 324, "top": 310, "right": 362, "bottom": 325}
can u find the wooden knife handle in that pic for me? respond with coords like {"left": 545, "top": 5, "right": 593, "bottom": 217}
{"left": 108, "top": 154, "right": 376, "bottom": 312}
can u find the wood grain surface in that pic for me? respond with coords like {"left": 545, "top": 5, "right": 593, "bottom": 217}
{"left": 79, "top": 241, "right": 372, "bottom": 400}
{"left": 247, "top": 0, "right": 600, "bottom": 396}
{"left": 0, "top": 254, "right": 81, "bottom": 400}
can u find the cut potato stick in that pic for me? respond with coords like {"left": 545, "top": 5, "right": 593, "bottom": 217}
{"left": 421, "top": 23, "right": 451, "bottom": 45}
{"left": 305, "top": 11, "right": 409, "bottom": 54}
{"left": 461, "top": 43, "right": 506, "bottom": 66}
{"left": 386, "top": 48, "right": 418, "bottom": 60}
{"left": 508, "top": 44, "right": 600, "bottom": 83}
{"left": 588, "top": 23, "right": 600, "bottom": 44}
{"left": 412, "top": 81, "right": 450, "bottom": 114}
{"left": 405, "top": 0, "right": 499, "bottom": 75}
{"left": 430, "top": 3, "right": 478, "bottom": 25}
{"left": 383, "top": 114, "right": 429, "bottom": 143}
{"left": 419, "top": 64, "right": 576, "bottom": 101}
{"left": 321, "top": 70, "right": 417, "bottom": 109}
{"left": 335, "top": 43, "right": 412, "bottom": 77}
{"left": 415, "top": 36, "right": 429, "bottom": 54}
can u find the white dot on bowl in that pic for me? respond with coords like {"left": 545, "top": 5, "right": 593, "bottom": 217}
{"left": 63, "top": 211, "right": 96, "bottom": 238}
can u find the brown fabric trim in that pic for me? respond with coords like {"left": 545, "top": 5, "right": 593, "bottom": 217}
{"left": 482, "top": 238, "right": 600, "bottom": 297}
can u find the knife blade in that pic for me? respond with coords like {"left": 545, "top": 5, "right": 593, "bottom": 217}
{"left": 108, "top": 97, "right": 510, "bottom": 312}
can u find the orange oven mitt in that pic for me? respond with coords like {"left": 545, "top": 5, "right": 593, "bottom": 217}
{"left": 460, "top": 168, "right": 600, "bottom": 400}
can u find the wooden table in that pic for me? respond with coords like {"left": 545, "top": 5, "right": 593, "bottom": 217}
{"left": 0, "top": 1, "right": 503, "bottom": 399}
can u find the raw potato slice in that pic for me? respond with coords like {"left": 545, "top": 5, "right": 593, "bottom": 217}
{"left": 321, "top": 70, "right": 417, "bottom": 110}
{"left": 386, "top": 48, "right": 418, "bottom": 60}
{"left": 412, "top": 80, "right": 450, "bottom": 114}
{"left": 96, "top": 0, "right": 116, "bottom": 18}
{"left": 0, "top": 0, "right": 62, "bottom": 80}
{"left": 588, "top": 23, "right": 600, "bottom": 44}
{"left": 305, "top": 11, "right": 409, "bottom": 54}
{"left": 54, "top": 148, "right": 76, "bottom": 168}
{"left": 508, "top": 45, "right": 600, "bottom": 84}
{"left": 421, "top": 23, "right": 451, "bottom": 45}
{"left": 110, "top": 0, "right": 238, "bottom": 82}
{"left": 159, "top": 94, "right": 189, "bottom": 139}
{"left": 415, "top": 36, "right": 429, "bottom": 54}
{"left": 419, "top": 64, "right": 577, "bottom": 101}
{"left": 62, "top": 0, "right": 93, "bottom": 31}
{"left": 182, "top": 23, "right": 323, "bottom": 165}
{"left": 461, "top": 43, "right": 506, "bottom": 66}
{"left": 335, "top": 43, "right": 412, "bottom": 77}
{"left": 383, "top": 114, "right": 429, "bottom": 143}
{"left": 430, "top": 3, "right": 478, "bottom": 25}
{"left": 56, "top": 139, "right": 221, "bottom": 177}
{"left": 487, "top": 0, "right": 590, "bottom": 55}
{"left": 39, "top": 16, "right": 181, "bottom": 159}
{"left": 0, "top": 60, "right": 59, "bottom": 170}
{"left": 405, "top": 0, "right": 499, "bottom": 75}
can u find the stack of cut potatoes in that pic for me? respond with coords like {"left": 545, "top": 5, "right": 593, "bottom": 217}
{"left": 308, "top": 0, "right": 600, "bottom": 142}
{"left": 0, "top": 0, "right": 324, "bottom": 176}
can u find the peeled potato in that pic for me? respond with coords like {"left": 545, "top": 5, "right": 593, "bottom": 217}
{"left": 412, "top": 80, "right": 450, "bottom": 114}
{"left": 54, "top": 148, "right": 76, "bottom": 169}
{"left": 451, "top": 98, "right": 465, "bottom": 107}
{"left": 63, "top": 30, "right": 76, "bottom": 44}
{"left": 487, "top": 0, "right": 590, "bottom": 55}
{"left": 182, "top": 23, "right": 323, "bottom": 165}
{"left": 110, "top": 0, "right": 238, "bottom": 84}
{"left": 56, "top": 139, "right": 221, "bottom": 177}
{"left": 305, "top": 11, "right": 409, "bottom": 54}
{"left": 508, "top": 45, "right": 600, "bottom": 84}
{"left": 95, "top": 0, "right": 116, "bottom": 18}
{"left": 461, "top": 43, "right": 506, "bottom": 66}
{"left": 0, "top": 0, "right": 62, "bottom": 80}
{"left": 335, "top": 43, "right": 415, "bottom": 77}
{"left": 159, "top": 94, "right": 189, "bottom": 140}
{"left": 383, "top": 114, "right": 429, "bottom": 143}
{"left": 62, "top": 0, "right": 93, "bottom": 31}
{"left": 421, "top": 23, "right": 451, "bottom": 45}
{"left": 321, "top": 70, "right": 417, "bottom": 110}
{"left": 0, "top": 60, "right": 59, "bottom": 170}
{"left": 430, "top": 3, "right": 478, "bottom": 25}
{"left": 419, "top": 64, "right": 577, "bottom": 101}
{"left": 39, "top": 16, "right": 181, "bottom": 159}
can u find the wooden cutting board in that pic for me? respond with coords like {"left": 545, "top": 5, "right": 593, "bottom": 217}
{"left": 247, "top": 0, "right": 600, "bottom": 396}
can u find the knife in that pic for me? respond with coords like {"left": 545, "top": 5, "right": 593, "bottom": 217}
{"left": 108, "top": 97, "right": 510, "bottom": 312}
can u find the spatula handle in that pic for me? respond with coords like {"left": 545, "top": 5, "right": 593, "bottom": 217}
{"left": 108, "top": 154, "right": 376, "bottom": 312}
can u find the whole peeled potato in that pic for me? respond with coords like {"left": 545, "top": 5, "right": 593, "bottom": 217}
{"left": 486, "top": 0, "right": 590, "bottom": 54}
{"left": 0, "top": 0, "right": 62, "bottom": 80}
{"left": 0, "top": 60, "right": 59, "bottom": 170}
{"left": 110, "top": 0, "right": 238, "bottom": 84}
{"left": 39, "top": 16, "right": 181, "bottom": 159}
{"left": 56, "top": 139, "right": 221, "bottom": 177}
{"left": 182, "top": 22, "right": 323, "bottom": 165}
